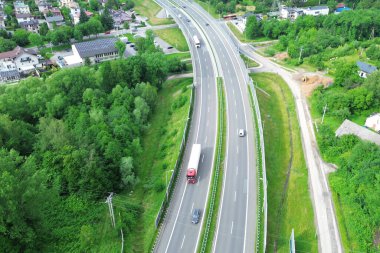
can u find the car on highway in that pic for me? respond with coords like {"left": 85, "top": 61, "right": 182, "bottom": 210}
{"left": 239, "top": 129, "right": 245, "bottom": 137}
{"left": 182, "top": 5, "right": 186, "bottom": 8}
{"left": 205, "top": 23, "right": 209, "bottom": 26}
{"left": 192, "top": 209, "right": 201, "bottom": 224}
{"left": 167, "top": 46, "right": 173, "bottom": 49}
{"left": 187, "top": 19, "right": 190, "bottom": 22}
{"left": 57, "top": 56, "right": 63, "bottom": 60}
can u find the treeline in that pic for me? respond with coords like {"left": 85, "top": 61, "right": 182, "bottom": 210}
{"left": 0, "top": 38, "right": 181, "bottom": 252}
{"left": 245, "top": 9, "right": 380, "bottom": 63}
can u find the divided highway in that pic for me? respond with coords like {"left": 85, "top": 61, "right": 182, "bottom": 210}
{"left": 153, "top": 1, "right": 258, "bottom": 252}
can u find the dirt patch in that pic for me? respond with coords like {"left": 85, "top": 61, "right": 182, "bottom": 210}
{"left": 275, "top": 52, "right": 289, "bottom": 60}
{"left": 374, "top": 228, "right": 380, "bottom": 247}
{"left": 293, "top": 71, "right": 333, "bottom": 97}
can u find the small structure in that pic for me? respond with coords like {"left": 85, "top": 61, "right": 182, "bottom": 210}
{"left": 19, "top": 19, "right": 40, "bottom": 33}
{"left": 0, "top": 70, "right": 21, "bottom": 83}
{"left": 336, "top": 119, "right": 380, "bottom": 146}
{"left": 37, "top": 2, "right": 53, "bottom": 12}
{"left": 303, "top": 6, "right": 329, "bottom": 16}
{"left": 45, "top": 15, "right": 65, "bottom": 29}
{"left": 59, "top": 0, "right": 78, "bottom": 8}
{"left": 110, "top": 9, "right": 132, "bottom": 28}
{"left": 334, "top": 6, "right": 351, "bottom": 14}
{"left": 14, "top": 1, "right": 30, "bottom": 14}
{"left": 365, "top": 113, "right": 380, "bottom": 133}
{"left": 280, "top": 6, "right": 304, "bottom": 20}
{"left": 69, "top": 38, "right": 119, "bottom": 65}
{"left": 15, "top": 13, "right": 32, "bottom": 23}
{"left": 357, "top": 61, "right": 377, "bottom": 78}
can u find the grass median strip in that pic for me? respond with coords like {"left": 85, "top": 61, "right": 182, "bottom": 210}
{"left": 251, "top": 73, "right": 318, "bottom": 253}
{"left": 198, "top": 77, "right": 226, "bottom": 253}
{"left": 133, "top": 0, "right": 174, "bottom": 25}
{"left": 154, "top": 28, "right": 190, "bottom": 52}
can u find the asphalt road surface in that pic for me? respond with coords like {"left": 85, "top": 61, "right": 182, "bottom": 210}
{"left": 154, "top": 1, "right": 258, "bottom": 252}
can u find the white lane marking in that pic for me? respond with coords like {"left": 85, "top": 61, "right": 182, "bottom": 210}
{"left": 181, "top": 235, "right": 186, "bottom": 249}
{"left": 235, "top": 113, "right": 237, "bottom": 119}
{"left": 208, "top": 94, "right": 210, "bottom": 100}
{"left": 208, "top": 107, "right": 210, "bottom": 113}
{"left": 231, "top": 221, "right": 234, "bottom": 234}
{"left": 198, "top": 176, "right": 200, "bottom": 184}
{"left": 204, "top": 136, "right": 207, "bottom": 143}
{"left": 191, "top": 202, "right": 194, "bottom": 212}
{"left": 206, "top": 65, "right": 209, "bottom": 70}
{"left": 232, "top": 89, "right": 235, "bottom": 95}
{"left": 228, "top": 69, "right": 230, "bottom": 74}
{"left": 237, "top": 146, "right": 239, "bottom": 154}
{"left": 201, "top": 154, "right": 205, "bottom": 163}
{"left": 206, "top": 119, "right": 209, "bottom": 127}
{"left": 234, "top": 191, "right": 237, "bottom": 202}
{"left": 235, "top": 99, "right": 237, "bottom": 106}
{"left": 236, "top": 166, "right": 238, "bottom": 176}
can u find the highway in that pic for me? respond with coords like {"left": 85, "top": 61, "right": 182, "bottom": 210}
{"left": 153, "top": 1, "right": 218, "bottom": 252}
{"left": 153, "top": 1, "right": 258, "bottom": 253}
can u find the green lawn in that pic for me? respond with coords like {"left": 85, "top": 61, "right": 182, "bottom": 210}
{"left": 133, "top": 0, "right": 174, "bottom": 26}
{"left": 241, "top": 54, "right": 259, "bottom": 67}
{"left": 194, "top": 0, "right": 219, "bottom": 18}
{"left": 227, "top": 22, "right": 270, "bottom": 43}
{"left": 119, "top": 78, "right": 193, "bottom": 252}
{"left": 165, "top": 52, "right": 191, "bottom": 61}
{"left": 252, "top": 73, "right": 318, "bottom": 253}
{"left": 154, "top": 28, "right": 189, "bottom": 52}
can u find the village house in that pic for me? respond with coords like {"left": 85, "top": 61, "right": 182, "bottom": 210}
{"left": 303, "top": 6, "right": 329, "bottom": 16}
{"left": 37, "top": 1, "right": 53, "bottom": 12}
{"left": 15, "top": 13, "right": 32, "bottom": 23}
{"left": 0, "top": 46, "right": 40, "bottom": 83}
{"left": 14, "top": 1, "right": 30, "bottom": 14}
{"left": 110, "top": 9, "right": 132, "bottom": 28}
{"left": 0, "top": 15, "right": 5, "bottom": 29}
{"left": 59, "top": 0, "right": 79, "bottom": 8}
{"left": 19, "top": 19, "right": 40, "bottom": 33}
{"left": 357, "top": 61, "right": 377, "bottom": 78}
{"left": 365, "top": 113, "right": 380, "bottom": 133}
{"left": 45, "top": 15, "right": 65, "bottom": 29}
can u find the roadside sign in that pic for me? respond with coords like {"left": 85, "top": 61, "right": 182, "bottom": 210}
{"left": 289, "top": 229, "right": 295, "bottom": 253}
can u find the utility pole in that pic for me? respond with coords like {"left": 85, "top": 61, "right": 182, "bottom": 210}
{"left": 321, "top": 104, "right": 327, "bottom": 124}
{"left": 298, "top": 46, "right": 303, "bottom": 63}
{"left": 106, "top": 193, "right": 116, "bottom": 228}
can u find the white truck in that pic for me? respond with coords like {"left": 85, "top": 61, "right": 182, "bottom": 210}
{"left": 193, "top": 35, "right": 200, "bottom": 48}
{"left": 187, "top": 144, "right": 201, "bottom": 183}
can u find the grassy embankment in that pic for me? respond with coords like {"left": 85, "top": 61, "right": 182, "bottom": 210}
{"left": 133, "top": 0, "right": 174, "bottom": 25}
{"left": 154, "top": 28, "right": 190, "bottom": 52}
{"left": 251, "top": 73, "right": 318, "bottom": 253}
{"left": 95, "top": 78, "right": 193, "bottom": 252}
{"left": 241, "top": 54, "right": 259, "bottom": 67}
{"left": 227, "top": 22, "right": 270, "bottom": 43}
{"left": 194, "top": 0, "right": 219, "bottom": 18}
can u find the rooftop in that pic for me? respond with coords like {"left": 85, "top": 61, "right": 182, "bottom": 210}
{"left": 0, "top": 46, "right": 37, "bottom": 60}
{"left": 0, "top": 69, "right": 20, "bottom": 79}
{"left": 357, "top": 61, "right": 378, "bottom": 74}
{"left": 336, "top": 119, "right": 380, "bottom": 146}
{"left": 307, "top": 5, "right": 329, "bottom": 10}
{"left": 45, "top": 15, "right": 64, "bottom": 22}
{"left": 73, "top": 38, "right": 118, "bottom": 58}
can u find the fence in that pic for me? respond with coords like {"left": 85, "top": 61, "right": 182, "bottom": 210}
{"left": 248, "top": 78, "right": 267, "bottom": 253}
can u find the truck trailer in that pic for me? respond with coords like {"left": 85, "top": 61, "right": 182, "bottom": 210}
{"left": 187, "top": 144, "right": 201, "bottom": 183}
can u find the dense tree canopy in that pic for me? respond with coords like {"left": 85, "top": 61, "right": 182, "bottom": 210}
{"left": 0, "top": 36, "right": 182, "bottom": 251}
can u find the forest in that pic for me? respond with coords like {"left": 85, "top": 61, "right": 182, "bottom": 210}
{"left": 245, "top": 9, "right": 380, "bottom": 66}
{"left": 0, "top": 35, "right": 183, "bottom": 252}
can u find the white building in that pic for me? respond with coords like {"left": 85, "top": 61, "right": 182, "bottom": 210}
{"left": 64, "top": 38, "right": 119, "bottom": 66}
{"left": 303, "top": 6, "right": 329, "bottom": 16}
{"left": 365, "top": 114, "right": 380, "bottom": 133}
{"left": 0, "top": 46, "right": 39, "bottom": 74}
{"left": 357, "top": 61, "right": 378, "bottom": 78}
{"left": 14, "top": 1, "right": 30, "bottom": 14}
{"left": 15, "top": 13, "right": 32, "bottom": 23}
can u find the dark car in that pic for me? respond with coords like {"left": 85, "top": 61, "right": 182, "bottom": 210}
{"left": 57, "top": 56, "right": 63, "bottom": 60}
{"left": 192, "top": 209, "right": 201, "bottom": 224}
{"left": 187, "top": 19, "right": 190, "bottom": 22}
{"left": 205, "top": 23, "right": 209, "bottom": 26}
{"left": 167, "top": 46, "right": 173, "bottom": 49}
{"left": 182, "top": 5, "right": 186, "bottom": 8}
{"left": 130, "top": 44, "right": 135, "bottom": 47}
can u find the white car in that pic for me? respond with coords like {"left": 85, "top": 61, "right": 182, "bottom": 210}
{"left": 239, "top": 129, "right": 245, "bottom": 137}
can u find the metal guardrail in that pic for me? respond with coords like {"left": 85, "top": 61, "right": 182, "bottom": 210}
{"left": 199, "top": 78, "right": 224, "bottom": 253}
{"left": 248, "top": 78, "right": 267, "bottom": 253}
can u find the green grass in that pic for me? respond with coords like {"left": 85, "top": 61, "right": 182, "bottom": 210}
{"left": 133, "top": 0, "right": 174, "bottom": 26}
{"left": 123, "top": 33, "right": 136, "bottom": 43}
{"left": 241, "top": 54, "right": 259, "bottom": 68}
{"left": 98, "top": 78, "right": 193, "bottom": 253}
{"left": 227, "top": 22, "right": 270, "bottom": 43}
{"left": 194, "top": 0, "right": 219, "bottom": 18}
{"left": 39, "top": 44, "right": 72, "bottom": 59}
{"left": 198, "top": 77, "right": 225, "bottom": 253}
{"left": 154, "top": 28, "right": 189, "bottom": 52}
{"left": 251, "top": 73, "right": 318, "bottom": 253}
{"left": 165, "top": 52, "right": 191, "bottom": 61}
